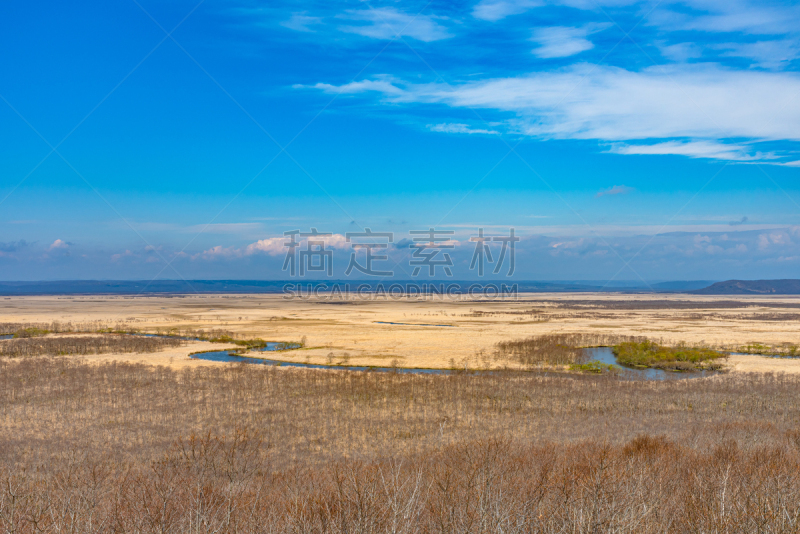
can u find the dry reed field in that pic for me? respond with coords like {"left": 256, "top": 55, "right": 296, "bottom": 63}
{"left": 3, "top": 293, "right": 800, "bottom": 532}
{"left": 2, "top": 356, "right": 800, "bottom": 532}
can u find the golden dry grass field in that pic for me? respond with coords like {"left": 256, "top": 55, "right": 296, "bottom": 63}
{"left": 2, "top": 292, "right": 800, "bottom": 372}
{"left": 4, "top": 293, "right": 800, "bottom": 532}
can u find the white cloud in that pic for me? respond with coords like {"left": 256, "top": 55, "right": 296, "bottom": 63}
{"left": 280, "top": 13, "right": 323, "bottom": 32}
{"left": 244, "top": 237, "right": 289, "bottom": 256}
{"left": 304, "top": 78, "right": 405, "bottom": 96}
{"left": 111, "top": 250, "right": 133, "bottom": 262}
{"left": 197, "top": 245, "right": 238, "bottom": 260}
{"left": 609, "top": 140, "right": 775, "bottom": 161}
{"left": 427, "top": 123, "right": 499, "bottom": 134}
{"left": 199, "top": 234, "right": 348, "bottom": 260}
{"left": 716, "top": 39, "right": 800, "bottom": 69}
{"left": 48, "top": 239, "right": 68, "bottom": 251}
{"left": 530, "top": 26, "right": 597, "bottom": 58}
{"left": 652, "top": 1, "right": 800, "bottom": 35}
{"left": 338, "top": 8, "right": 451, "bottom": 42}
{"left": 470, "top": 0, "right": 800, "bottom": 36}
{"left": 472, "top": 0, "right": 543, "bottom": 21}
{"left": 307, "top": 63, "right": 800, "bottom": 162}
{"left": 596, "top": 185, "right": 634, "bottom": 197}
{"left": 658, "top": 42, "right": 704, "bottom": 62}
{"left": 770, "top": 232, "right": 790, "bottom": 246}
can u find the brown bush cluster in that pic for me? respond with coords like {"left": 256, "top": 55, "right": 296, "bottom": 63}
{"left": 0, "top": 322, "right": 134, "bottom": 335}
{"left": 494, "top": 333, "right": 646, "bottom": 366}
{"left": 3, "top": 433, "right": 800, "bottom": 533}
{"left": 0, "top": 335, "right": 183, "bottom": 358}
{"left": 2, "top": 358, "right": 800, "bottom": 532}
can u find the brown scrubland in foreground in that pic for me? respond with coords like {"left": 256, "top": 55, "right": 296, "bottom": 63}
{"left": 2, "top": 357, "right": 800, "bottom": 532}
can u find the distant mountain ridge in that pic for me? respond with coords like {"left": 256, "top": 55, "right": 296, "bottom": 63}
{"left": 692, "top": 279, "right": 800, "bottom": 295}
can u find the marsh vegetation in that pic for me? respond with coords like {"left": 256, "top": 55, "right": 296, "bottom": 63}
{"left": 3, "top": 295, "right": 800, "bottom": 531}
{"left": 2, "top": 358, "right": 800, "bottom": 532}
{"left": 494, "top": 334, "right": 730, "bottom": 373}
{"left": 0, "top": 322, "right": 305, "bottom": 359}
{"left": 0, "top": 334, "right": 183, "bottom": 358}
{"left": 494, "top": 333, "right": 645, "bottom": 366}
{"left": 613, "top": 340, "right": 727, "bottom": 371}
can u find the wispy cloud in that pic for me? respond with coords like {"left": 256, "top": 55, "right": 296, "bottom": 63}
{"left": 658, "top": 41, "right": 704, "bottom": 62}
{"left": 338, "top": 8, "right": 452, "bottom": 42}
{"left": 427, "top": 123, "right": 499, "bottom": 134}
{"left": 716, "top": 39, "right": 800, "bottom": 69}
{"left": 608, "top": 140, "right": 776, "bottom": 161}
{"left": 303, "top": 78, "right": 405, "bottom": 96}
{"left": 472, "top": 0, "right": 542, "bottom": 22}
{"left": 596, "top": 185, "right": 633, "bottom": 198}
{"left": 307, "top": 63, "right": 800, "bottom": 162}
{"left": 0, "top": 240, "right": 28, "bottom": 256}
{"left": 280, "top": 13, "right": 323, "bottom": 32}
{"left": 651, "top": 1, "right": 800, "bottom": 35}
{"left": 111, "top": 250, "right": 133, "bottom": 262}
{"left": 530, "top": 25, "right": 606, "bottom": 58}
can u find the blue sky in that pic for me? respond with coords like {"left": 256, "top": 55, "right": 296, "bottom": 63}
{"left": 1, "top": 0, "right": 800, "bottom": 282}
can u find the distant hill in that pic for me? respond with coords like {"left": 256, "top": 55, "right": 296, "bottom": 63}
{"left": 650, "top": 280, "right": 716, "bottom": 291}
{"left": 692, "top": 279, "right": 800, "bottom": 295}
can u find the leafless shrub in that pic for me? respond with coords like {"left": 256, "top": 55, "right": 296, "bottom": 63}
{"left": 0, "top": 334, "right": 182, "bottom": 358}
{"left": 0, "top": 321, "right": 135, "bottom": 335}
{"left": 495, "top": 333, "right": 646, "bottom": 366}
{"left": 1, "top": 358, "right": 800, "bottom": 532}
{"left": 3, "top": 432, "right": 800, "bottom": 533}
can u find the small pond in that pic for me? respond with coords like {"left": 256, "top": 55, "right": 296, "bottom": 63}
{"left": 0, "top": 334, "right": 13, "bottom": 340}
{"left": 585, "top": 347, "right": 717, "bottom": 381}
